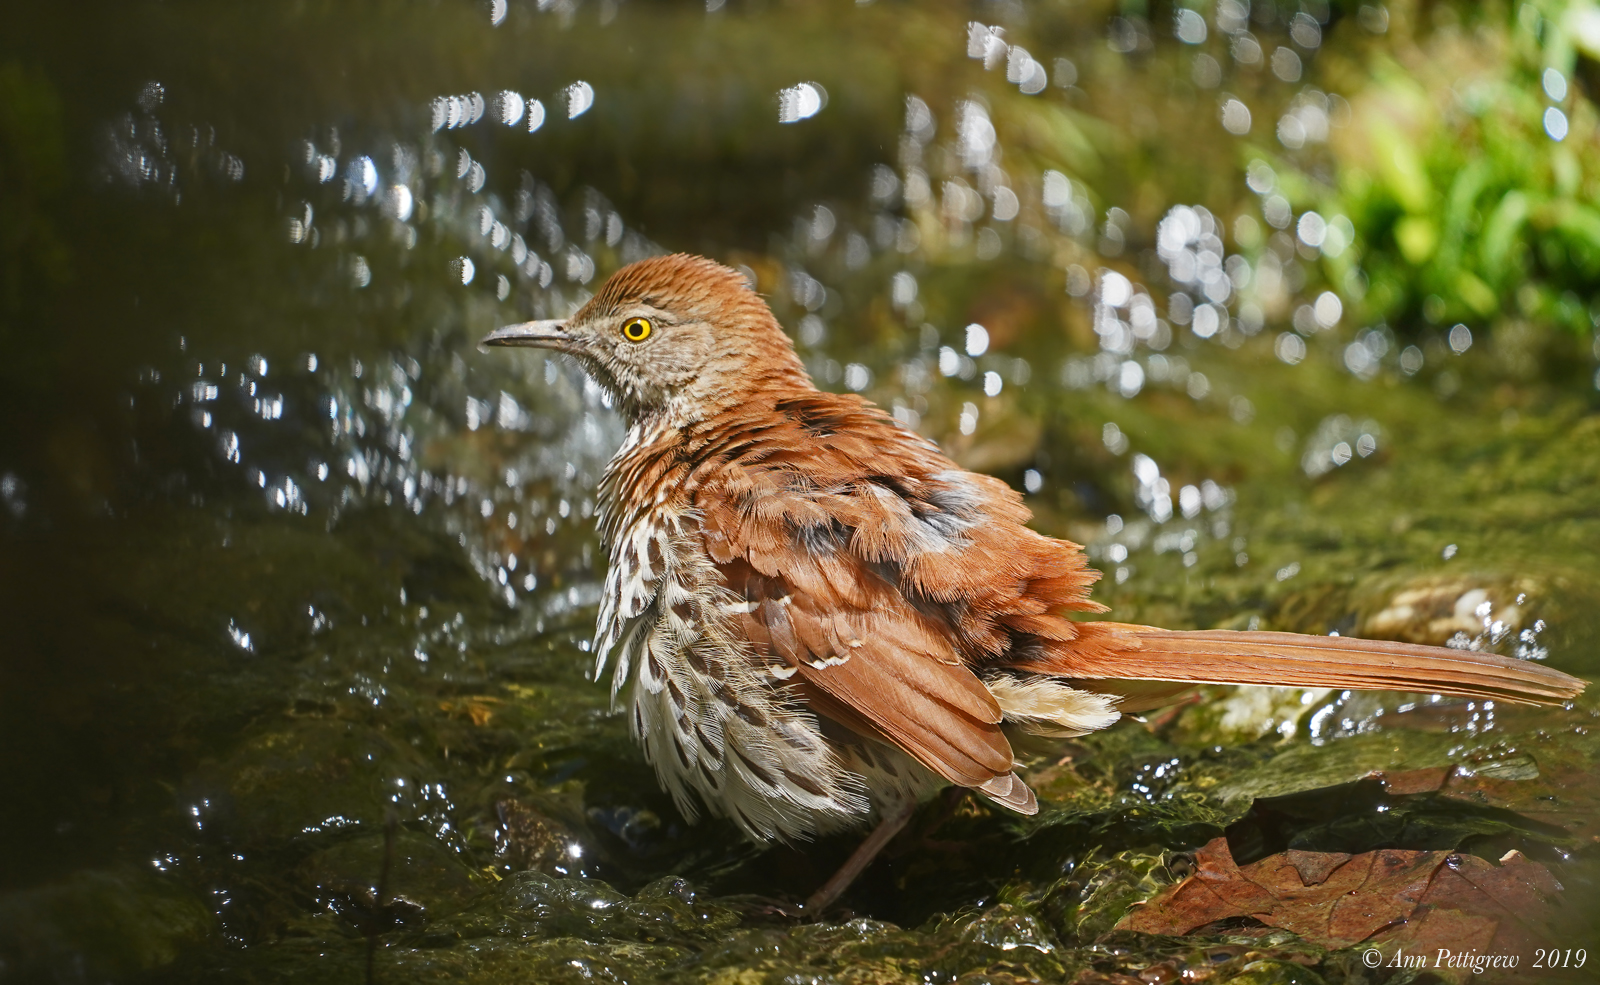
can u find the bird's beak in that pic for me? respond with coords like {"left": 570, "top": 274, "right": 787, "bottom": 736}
{"left": 481, "top": 320, "right": 581, "bottom": 353}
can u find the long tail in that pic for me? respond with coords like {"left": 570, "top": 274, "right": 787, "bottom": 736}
{"left": 1037, "top": 622, "right": 1586, "bottom": 707}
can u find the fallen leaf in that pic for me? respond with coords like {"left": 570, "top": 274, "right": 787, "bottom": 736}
{"left": 1285, "top": 849, "right": 1350, "bottom": 887}
{"left": 1117, "top": 835, "right": 1569, "bottom": 960}
{"left": 1375, "top": 852, "right": 1563, "bottom": 952}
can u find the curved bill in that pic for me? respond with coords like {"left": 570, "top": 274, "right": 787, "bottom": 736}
{"left": 481, "top": 320, "right": 580, "bottom": 353}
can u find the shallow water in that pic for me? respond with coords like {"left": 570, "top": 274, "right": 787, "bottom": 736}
{"left": 2, "top": 2, "right": 1598, "bottom": 982}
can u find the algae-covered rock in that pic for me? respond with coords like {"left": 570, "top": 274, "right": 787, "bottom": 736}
{"left": 1171, "top": 686, "right": 1335, "bottom": 747}
{"left": 193, "top": 718, "right": 434, "bottom": 845}
{"left": 1359, "top": 576, "right": 1536, "bottom": 647}
{"left": 446, "top": 870, "right": 740, "bottom": 945}
{"left": 1046, "top": 848, "right": 1176, "bottom": 944}
{"left": 296, "top": 828, "right": 479, "bottom": 920}
{"left": 493, "top": 797, "right": 585, "bottom": 875}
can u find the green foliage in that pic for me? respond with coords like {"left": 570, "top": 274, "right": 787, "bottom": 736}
{"left": 1280, "top": 1, "right": 1600, "bottom": 335}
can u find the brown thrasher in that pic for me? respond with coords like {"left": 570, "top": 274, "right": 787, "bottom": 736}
{"left": 484, "top": 253, "right": 1585, "bottom": 912}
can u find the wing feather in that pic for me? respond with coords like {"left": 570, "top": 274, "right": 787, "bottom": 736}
{"left": 680, "top": 392, "right": 1112, "bottom": 815}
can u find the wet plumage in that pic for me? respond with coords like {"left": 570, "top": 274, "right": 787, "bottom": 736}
{"left": 484, "top": 253, "right": 1585, "bottom": 878}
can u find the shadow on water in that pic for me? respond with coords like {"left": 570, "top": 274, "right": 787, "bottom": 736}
{"left": 1, "top": 1, "right": 1598, "bottom": 981}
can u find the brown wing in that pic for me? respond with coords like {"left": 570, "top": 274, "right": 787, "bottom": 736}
{"left": 713, "top": 552, "right": 1027, "bottom": 808}
{"left": 687, "top": 393, "right": 1111, "bottom": 812}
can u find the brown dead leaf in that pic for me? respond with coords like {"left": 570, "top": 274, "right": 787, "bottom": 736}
{"left": 1117, "top": 835, "right": 1568, "bottom": 957}
{"left": 1119, "top": 837, "right": 1447, "bottom": 947}
{"left": 1116, "top": 837, "right": 1267, "bottom": 940}
{"left": 1285, "top": 849, "right": 1350, "bottom": 887}
{"left": 1372, "top": 852, "right": 1564, "bottom": 955}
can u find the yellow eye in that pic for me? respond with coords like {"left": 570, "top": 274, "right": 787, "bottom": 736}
{"left": 621, "top": 317, "right": 652, "bottom": 342}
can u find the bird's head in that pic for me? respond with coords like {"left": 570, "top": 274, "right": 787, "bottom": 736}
{"left": 482, "top": 253, "right": 810, "bottom": 425}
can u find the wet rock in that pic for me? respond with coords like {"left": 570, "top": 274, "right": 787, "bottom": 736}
{"left": 494, "top": 797, "right": 583, "bottom": 874}
{"left": 443, "top": 870, "right": 739, "bottom": 945}
{"left": 1360, "top": 576, "right": 1535, "bottom": 646}
{"left": 954, "top": 900, "right": 1060, "bottom": 955}
{"left": 1045, "top": 849, "right": 1174, "bottom": 944}
{"left": 192, "top": 718, "right": 430, "bottom": 844}
{"left": 1170, "top": 686, "right": 1333, "bottom": 747}
{"left": 296, "top": 828, "right": 478, "bottom": 923}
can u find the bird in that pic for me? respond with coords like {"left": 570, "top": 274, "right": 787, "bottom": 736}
{"left": 483, "top": 253, "right": 1586, "bottom": 912}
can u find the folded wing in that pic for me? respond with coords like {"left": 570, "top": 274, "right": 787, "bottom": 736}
{"left": 690, "top": 394, "right": 1114, "bottom": 814}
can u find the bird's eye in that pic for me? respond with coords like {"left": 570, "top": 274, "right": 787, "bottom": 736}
{"left": 621, "top": 317, "right": 652, "bottom": 342}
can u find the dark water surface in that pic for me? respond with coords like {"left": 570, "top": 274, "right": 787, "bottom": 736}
{"left": 2, "top": 2, "right": 1598, "bottom": 982}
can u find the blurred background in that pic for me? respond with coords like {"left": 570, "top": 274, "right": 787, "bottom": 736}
{"left": 2, "top": 1, "right": 1598, "bottom": 981}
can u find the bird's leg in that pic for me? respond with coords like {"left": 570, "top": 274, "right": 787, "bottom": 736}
{"left": 803, "top": 797, "right": 920, "bottom": 915}
{"left": 891, "top": 786, "right": 968, "bottom": 856}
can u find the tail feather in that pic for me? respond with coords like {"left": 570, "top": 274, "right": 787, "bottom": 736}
{"left": 1033, "top": 622, "right": 1586, "bottom": 707}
